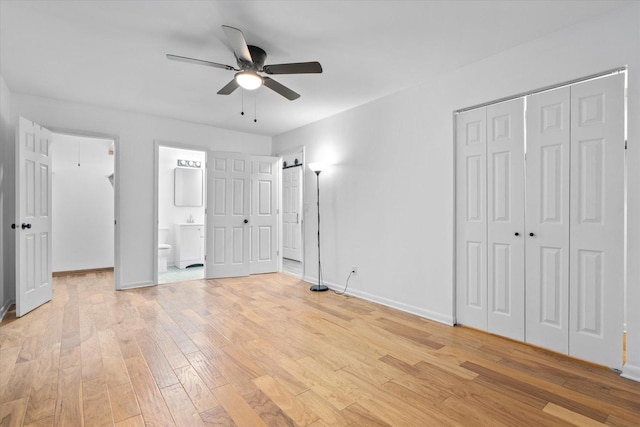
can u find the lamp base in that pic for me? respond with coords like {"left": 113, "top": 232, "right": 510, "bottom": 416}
{"left": 309, "top": 284, "right": 329, "bottom": 292}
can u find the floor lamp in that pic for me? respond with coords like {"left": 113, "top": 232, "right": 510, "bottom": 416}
{"left": 308, "top": 162, "right": 328, "bottom": 292}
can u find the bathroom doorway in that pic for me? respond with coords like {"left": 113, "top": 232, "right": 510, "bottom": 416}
{"left": 280, "top": 148, "right": 305, "bottom": 278}
{"left": 155, "top": 143, "right": 206, "bottom": 284}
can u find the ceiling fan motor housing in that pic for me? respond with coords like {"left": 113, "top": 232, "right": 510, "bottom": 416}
{"left": 241, "top": 45, "right": 267, "bottom": 71}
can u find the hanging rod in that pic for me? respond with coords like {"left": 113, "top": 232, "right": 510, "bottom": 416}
{"left": 283, "top": 163, "right": 303, "bottom": 170}
{"left": 454, "top": 66, "right": 627, "bottom": 114}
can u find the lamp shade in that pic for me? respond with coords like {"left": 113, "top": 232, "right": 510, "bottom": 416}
{"left": 308, "top": 162, "right": 325, "bottom": 173}
{"left": 235, "top": 71, "right": 263, "bottom": 90}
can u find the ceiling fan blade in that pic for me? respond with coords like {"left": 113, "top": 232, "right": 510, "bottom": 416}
{"left": 263, "top": 62, "right": 323, "bottom": 75}
{"left": 166, "top": 54, "right": 237, "bottom": 71}
{"left": 263, "top": 77, "right": 300, "bottom": 101}
{"left": 222, "top": 25, "right": 253, "bottom": 64}
{"left": 217, "top": 79, "right": 239, "bottom": 95}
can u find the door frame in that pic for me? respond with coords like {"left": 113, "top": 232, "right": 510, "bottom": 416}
{"left": 278, "top": 146, "right": 306, "bottom": 277}
{"left": 153, "top": 140, "right": 207, "bottom": 285}
{"left": 45, "top": 126, "right": 121, "bottom": 290}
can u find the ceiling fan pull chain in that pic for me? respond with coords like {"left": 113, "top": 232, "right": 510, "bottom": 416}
{"left": 240, "top": 89, "right": 245, "bottom": 116}
{"left": 254, "top": 93, "right": 257, "bottom": 123}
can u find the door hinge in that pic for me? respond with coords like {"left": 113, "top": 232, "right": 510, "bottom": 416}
{"left": 625, "top": 140, "right": 628, "bottom": 150}
{"left": 114, "top": 220, "right": 117, "bottom": 225}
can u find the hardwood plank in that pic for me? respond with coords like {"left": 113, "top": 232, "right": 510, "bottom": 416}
{"left": 23, "top": 371, "right": 58, "bottom": 424}
{"left": 174, "top": 365, "right": 219, "bottom": 413}
{"left": 242, "top": 387, "right": 297, "bottom": 426}
{"left": 135, "top": 331, "right": 179, "bottom": 389}
{"left": 124, "top": 356, "right": 174, "bottom": 426}
{"left": 253, "top": 375, "right": 319, "bottom": 425}
{"left": 199, "top": 405, "right": 236, "bottom": 426}
{"left": 544, "top": 402, "right": 607, "bottom": 426}
{"left": 159, "top": 383, "right": 206, "bottom": 427}
{"left": 0, "top": 398, "right": 28, "bottom": 427}
{"left": 1, "top": 359, "right": 36, "bottom": 403}
{"left": 0, "top": 347, "right": 22, "bottom": 397}
{"left": 211, "top": 383, "right": 268, "bottom": 427}
{"left": 184, "top": 352, "right": 228, "bottom": 390}
{"left": 108, "top": 382, "right": 141, "bottom": 423}
{"left": 54, "top": 365, "right": 84, "bottom": 426}
{"left": 82, "top": 376, "right": 114, "bottom": 426}
{"left": 114, "top": 414, "right": 146, "bottom": 427}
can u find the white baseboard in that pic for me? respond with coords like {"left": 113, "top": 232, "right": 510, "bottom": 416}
{"left": 302, "top": 276, "right": 454, "bottom": 326}
{"left": 119, "top": 280, "right": 155, "bottom": 290}
{"left": 0, "top": 298, "right": 15, "bottom": 322}
{"left": 622, "top": 363, "right": 640, "bottom": 383}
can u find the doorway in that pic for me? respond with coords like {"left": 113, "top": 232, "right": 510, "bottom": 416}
{"left": 14, "top": 117, "right": 121, "bottom": 317}
{"left": 51, "top": 133, "right": 115, "bottom": 274}
{"left": 155, "top": 144, "right": 206, "bottom": 284}
{"left": 281, "top": 149, "right": 305, "bottom": 277}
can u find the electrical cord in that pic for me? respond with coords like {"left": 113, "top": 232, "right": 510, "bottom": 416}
{"left": 334, "top": 270, "right": 354, "bottom": 296}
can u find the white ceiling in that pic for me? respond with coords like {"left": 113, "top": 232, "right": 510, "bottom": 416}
{"left": 0, "top": 1, "right": 631, "bottom": 137}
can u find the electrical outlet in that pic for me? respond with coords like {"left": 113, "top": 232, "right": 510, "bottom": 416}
{"left": 351, "top": 265, "right": 357, "bottom": 275}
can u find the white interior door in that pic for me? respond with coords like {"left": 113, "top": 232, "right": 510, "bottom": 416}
{"left": 206, "top": 152, "right": 250, "bottom": 278}
{"left": 569, "top": 74, "right": 625, "bottom": 368}
{"left": 525, "top": 86, "right": 571, "bottom": 354}
{"left": 250, "top": 155, "right": 278, "bottom": 274}
{"left": 455, "top": 107, "right": 488, "bottom": 330}
{"left": 282, "top": 166, "right": 303, "bottom": 261}
{"left": 486, "top": 99, "right": 525, "bottom": 340}
{"left": 16, "top": 117, "right": 53, "bottom": 317}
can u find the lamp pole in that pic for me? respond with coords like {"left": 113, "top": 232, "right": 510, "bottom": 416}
{"left": 310, "top": 168, "right": 328, "bottom": 292}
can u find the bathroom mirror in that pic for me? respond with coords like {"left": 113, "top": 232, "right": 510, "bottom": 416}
{"left": 174, "top": 168, "right": 203, "bottom": 207}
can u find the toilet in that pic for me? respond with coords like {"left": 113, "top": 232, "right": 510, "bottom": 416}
{"left": 158, "top": 228, "right": 172, "bottom": 273}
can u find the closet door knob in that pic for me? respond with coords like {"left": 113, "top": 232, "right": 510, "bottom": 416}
{"left": 514, "top": 232, "right": 520, "bottom": 236}
{"left": 529, "top": 232, "right": 535, "bottom": 237}
{"left": 243, "top": 219, "right": 249, "bottom": 224}
{"left": 22, "top": 223, "right": 31, "bottom": 230}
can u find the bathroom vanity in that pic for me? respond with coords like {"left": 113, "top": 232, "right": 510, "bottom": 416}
{"left": 174, "top": 223, "right": 205, "bottom": 268}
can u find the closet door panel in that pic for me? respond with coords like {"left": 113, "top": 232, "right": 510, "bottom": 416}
{"left": 569, "top": 74, "right": 624, "bottom": 369}
{"left": 456, "top": 108, "right": 487, "bottom": 330}
{"left": 525, "top": 87, "right": 571, "bottom": 354}
{"left": 487, "top": 99, "right": 525, "bottom": 340}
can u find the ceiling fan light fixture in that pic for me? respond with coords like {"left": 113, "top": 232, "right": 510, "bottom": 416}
{"left": 235, "top": 71, "right": 263, "bottom": 90}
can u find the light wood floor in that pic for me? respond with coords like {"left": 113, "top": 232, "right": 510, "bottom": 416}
{"left": 1, "top": 271, "right": 640, "bottom": 426}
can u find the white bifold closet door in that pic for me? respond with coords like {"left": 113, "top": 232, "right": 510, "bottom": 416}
{"left": 486, "top": 99, "right": 525, "bottom": 341}
{"left": 456, "top": 107, "right": 488, "bottom": 330}
{"left": 525, "top": 86, "right": 571, "bottom": 354}
{"left": 456, "top": 73, "right": 625, "bottom": 369}
{"left": 569, "top": 74, "right": 624, "bottom": 369}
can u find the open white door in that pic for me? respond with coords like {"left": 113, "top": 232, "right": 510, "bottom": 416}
{"left": 16, "top": 117, "right": 53, "bottom": 317}
{"left": 282, "top": 166, "right": 303, "bottom": 261}
{"left": 206, "top": 152, "right": 250, "bottom": 278}
{"left": 250, "top": 155, "right": 278, "bottom": 274}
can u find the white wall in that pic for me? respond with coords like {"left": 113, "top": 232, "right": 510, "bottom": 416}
{"left": 158, "top": 146, "right": 206, "bottom": 265}
{"left": 272, "top": 4, "right": 640, "bottom": 379}
{"left": 0, "top": 74, "right": 12, "bottom": 318}
{"left": 8, "top": 94, "right": 271, "bottom": 290}
{"left": 52, "top": 133, "right": 114, "bottom": 272}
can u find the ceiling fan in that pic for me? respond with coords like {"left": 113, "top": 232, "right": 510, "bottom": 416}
{"left": 167, "top": 25, "right": 322, "bottom": 101}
